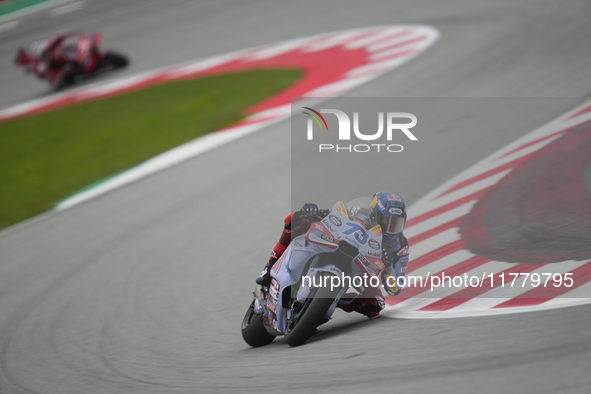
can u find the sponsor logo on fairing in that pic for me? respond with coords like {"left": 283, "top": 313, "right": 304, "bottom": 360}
{"left": 328, "top": 266, "right": 341, "bottom": 275}
{"left": 329, "top": 215, "right": 342, "bottom": 227}
{"left": 267, "top": 299, "right": 277, "bottom": 314}
{"left": 367, "top": 249, "right": 381, "bottom": 257}
{"left": 357, "top": 254, "right": 372, "bottom": 269}
{"left": 370, "top": 225, "right": 382, "bottom": 237}
{"left": 397, "top": 245, "right": 410, "bottom": 256}
{"left": 271, "top": 279, "right": 280, "bottom": 291}
{"left": 320, "top": 233, "right": 335, "bottom": 243}
{"left": 368, "top": 239, "right": 380, "bottom": 250}
{"left": 269, "top": 279, "right": 280, "bottom": 299}
{"left": 322, "top": 219, "right": 337, "bottom": 232}
{"left": 335, "top": 202, "right": 347, "bottom": 216}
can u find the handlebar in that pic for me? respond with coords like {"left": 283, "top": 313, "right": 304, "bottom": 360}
{"left": 299, "top": 208, "right": 331, "bottom": 221}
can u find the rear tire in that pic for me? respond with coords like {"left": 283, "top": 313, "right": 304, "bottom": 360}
{"left": 103, "top": 51, "right": 129, "bottom": 68}
{"left": 284, "top": 275, "right": 340, "bottom": 347}
{"left": 241, "top": 300, "right": 276, "bottom": 347}
{"left": 53, "top": 72, "right": 75, "bottom": 91}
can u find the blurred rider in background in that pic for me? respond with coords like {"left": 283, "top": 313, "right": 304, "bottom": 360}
{"left": 15, "top": 33, "right": 76, "bottom": 88}
{"left": 255, "top": 192, "right": 410, "bottom": 318}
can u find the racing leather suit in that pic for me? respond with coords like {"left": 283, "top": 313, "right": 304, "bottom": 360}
{"left": 16, "top": 34, "right": 75, "bottom": 88}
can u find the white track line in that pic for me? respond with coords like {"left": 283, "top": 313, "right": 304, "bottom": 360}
{"left": 303, "top": 31, "right": 366, "bottom": 52}
{"left": 366, "top": 31, "right": 417, "bottom": 52}
{"left": 455, "top": 260, "right": 591, "bottom": 311}
{"left": 410, "top": 170, "right": 510, "bottom": 218}
{"left": 244, "top": 37, "right": 313, "bottom": 61}
{"left": 402, "top": 261, "right": 512, "bottom": 305}
{"left": 405, "top": 201, "right": 475, "bottom": 238}
{"left": 0, "top": 19, "right": 19, "bottom": 33}
{"left": 409, "top": 103, "right": 591, "bottom": 212}
{"left": 410, "top": 249, "right": 477, "bottom": 278}
{"left": 49, "top": 1, "right": 84, "bottom": 17}
{"left": 410, "top": 228, "right": 461, "bottom": 260}
{"left": 345, "top": 28, "right": 404, "bottom": 49}
{"left": 0, "top": 0, "right": 79, "bottom": 23}
{"left": 554, "top": 280, "right": 591, "bottom": 299}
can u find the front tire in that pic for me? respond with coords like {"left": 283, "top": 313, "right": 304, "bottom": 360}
{"left": 241, "top": 300, "right": 275, "bottom": 347}
{"left": 284, "top": 275, "right": 340, "bottom": 347}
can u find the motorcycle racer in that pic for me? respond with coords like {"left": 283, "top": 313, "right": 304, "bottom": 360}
{"left": 15, "top": 34, "right": 71, "bottom": 87}
{"left": 15, "top": 32, "right": 126, "bottom": 90}
{"left": 255, "top": 192, "right": 410, "bottom": 318}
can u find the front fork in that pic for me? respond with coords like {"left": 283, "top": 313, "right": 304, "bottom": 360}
{"left": 295, "top": 266, "right": 348, "bottom": 321}
{"left": 254, "top": 285, "right": 283, "bottom": 336}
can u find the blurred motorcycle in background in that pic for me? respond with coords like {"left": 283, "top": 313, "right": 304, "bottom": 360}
{"left": 14, "top": 32, "right": 129, "bottom": 90}
{"left": 241, "top": 197, "right": 387, "bottom": 347}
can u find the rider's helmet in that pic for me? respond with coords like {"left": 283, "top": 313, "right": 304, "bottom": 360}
{"left": 30, "top": 40, "right": 49, "bottom": 58}
{"left": 369, "top": 192, "right": 407, "bottom": 238}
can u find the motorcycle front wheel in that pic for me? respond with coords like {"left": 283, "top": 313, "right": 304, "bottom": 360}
{"left": 241, "top": 300, "right": 276, "bottom": 347}
{"left": 284, "top": 274, "right": 340, "bottom": 347}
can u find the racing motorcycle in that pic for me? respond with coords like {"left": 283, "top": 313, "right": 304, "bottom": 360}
{"left": 14, "top": 33, "right": 129, "bottom": 90}
{"left": 241, "top": 197, "right": 386, "bottom": 347}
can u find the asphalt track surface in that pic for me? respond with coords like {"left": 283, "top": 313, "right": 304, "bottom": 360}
{"left": 1, "top": 0, "right": 591, "bottom": 393}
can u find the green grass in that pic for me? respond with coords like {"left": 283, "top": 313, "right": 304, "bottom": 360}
{"left": 0, "top": 68, "right": 303, "bottom": 230}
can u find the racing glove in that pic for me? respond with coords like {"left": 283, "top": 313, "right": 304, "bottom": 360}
{"left": 382, "top": 249, "right": 394, "bottom": 266}
{"left": 381, "top": 249, "right": 401, "bottom": 296}
{"left": 300, "top": 203, "right": 319, "bottom": 217}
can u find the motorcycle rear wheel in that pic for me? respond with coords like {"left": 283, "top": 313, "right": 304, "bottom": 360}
{"left": 53, "top": 71, "right": 76, "bottom": 91}
{"left": 103, "top": 51, "right": 129, "bottom": 68}
{"left": 241, "top": 300, "right": 276, "bottom": 347}
{"left": 284, "top": 275, "right": 340, "bottom": 347}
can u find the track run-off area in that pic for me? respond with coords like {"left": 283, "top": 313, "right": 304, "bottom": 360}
{"left": 385, "top": 99, "right": 591, "bottom": 318}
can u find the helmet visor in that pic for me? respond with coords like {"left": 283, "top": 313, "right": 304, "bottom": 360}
{"left": 380, "top": 215, "right": 406, "bottom": 235}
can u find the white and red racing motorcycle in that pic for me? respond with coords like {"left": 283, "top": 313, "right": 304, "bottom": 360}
{"left": 241, "top": 197, "right": 386, "bottom": 347}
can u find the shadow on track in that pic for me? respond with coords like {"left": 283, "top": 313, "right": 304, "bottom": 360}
{"left": 239, "top": 313, "right": 385, "bottom": 351}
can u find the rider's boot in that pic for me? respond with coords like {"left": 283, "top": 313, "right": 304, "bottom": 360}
{"left": 339, "top": 296, "right": 385, "bottom": 318}
{"left": 255, "top": 258, "right": 277, "bottom": 286}
{"left": 339, "top": 286, "right": 386, "bottom": 318}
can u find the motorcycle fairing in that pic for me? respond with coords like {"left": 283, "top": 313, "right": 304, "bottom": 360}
{"left": 267, "top": 200, "right": 385, "bottom": 334}
{"left": 305, "top": 222, "right": 339, "bottom": 250}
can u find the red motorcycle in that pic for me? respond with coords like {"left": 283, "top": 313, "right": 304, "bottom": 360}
{"left": 15, "top": 33, "right": 129, "bottom": 90}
